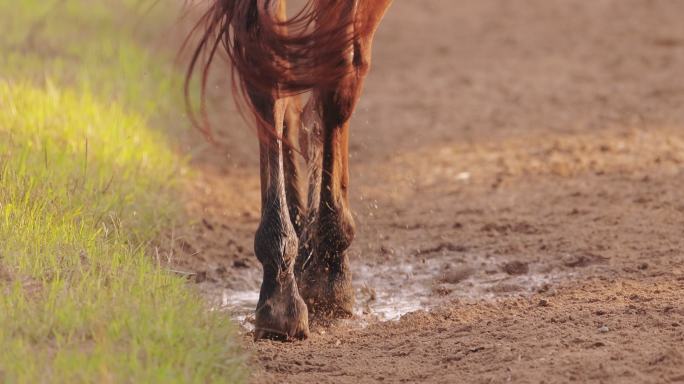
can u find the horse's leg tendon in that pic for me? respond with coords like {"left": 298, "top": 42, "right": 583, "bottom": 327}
{"left": 282, "top": 96, "right": 306, "bottom": 237}
{"left": 295, "top": 95, "right": 323, "bottom": 279}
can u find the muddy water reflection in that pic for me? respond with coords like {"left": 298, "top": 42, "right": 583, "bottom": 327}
{"left": 203, "top": 252, "right": 570, "bottom": 331}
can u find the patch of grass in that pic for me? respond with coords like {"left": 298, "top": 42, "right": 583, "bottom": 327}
{"left": 0, "top": 0, "right": 182, "bottom": 118}
{"left": 0, "top": 1, "right": 246, "bottom": 382}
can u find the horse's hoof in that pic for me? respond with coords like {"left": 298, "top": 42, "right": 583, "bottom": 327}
{"left": 299, "top": 252, "right": 354, "bottom": 319}
{"left": 254, "top": 272, "right": 310, "bottom": 341}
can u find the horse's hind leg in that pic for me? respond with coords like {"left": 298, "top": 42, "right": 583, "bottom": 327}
{"left": 297, "top": 0, "right": 393, "bottom": 318}
{"left": 298, "top": 103, "right": 357, "bottom": 317}
{"left": 295, "top": 94, "right": 323, "bottom": 278}
{"left": 251, "top": 91, "right": 309, "bottom": 341}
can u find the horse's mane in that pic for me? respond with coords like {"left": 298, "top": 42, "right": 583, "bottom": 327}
{"left": 183, "top": 0, "right": 356, "bottom": 138}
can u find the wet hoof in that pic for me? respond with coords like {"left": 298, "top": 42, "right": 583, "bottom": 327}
{"left": 254, "top": 272, "right": 310, "bottom": 341}
{"left": 299, "top": 252, "right": 354, "bottom": 319}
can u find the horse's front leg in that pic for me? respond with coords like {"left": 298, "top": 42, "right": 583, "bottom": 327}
{"left": 297, "top": 104, "right": 357, "bottom": 318}
{"left": 252, "top": 92, "right": 309, "bottom": 341}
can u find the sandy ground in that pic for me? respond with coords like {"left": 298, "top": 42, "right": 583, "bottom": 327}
{"left": 168, "top": 1, "right": 684, "bottom": 382}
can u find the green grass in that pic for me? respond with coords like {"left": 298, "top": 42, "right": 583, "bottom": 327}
{"left": 0, "top": 1, "right": 246, "bottom": 382}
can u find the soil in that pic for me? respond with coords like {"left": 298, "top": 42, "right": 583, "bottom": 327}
{"left": 168, "top": 1, "right": 684, "bottom": 383}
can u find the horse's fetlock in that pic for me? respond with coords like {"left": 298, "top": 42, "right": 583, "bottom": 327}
{"left": 254, "top": 208, "right": 299, "bottom": 267}
{"left": 317, "top": 201, "right": 355, "bottom": 255}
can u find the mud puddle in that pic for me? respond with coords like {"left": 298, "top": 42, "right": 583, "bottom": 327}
{"left": 199, "top": 251, "right": 571, "bottom": 332}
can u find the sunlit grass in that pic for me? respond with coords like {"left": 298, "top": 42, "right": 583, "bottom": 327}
{"left": 0, "top": 0, "right": 182, "bottom": 117}
{"left": 0, "top": 1, "right": 246, "bottom": 382}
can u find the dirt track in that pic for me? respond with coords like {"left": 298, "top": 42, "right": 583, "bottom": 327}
{"left": 170, "top": 1, "right": 684, "bottom": 383}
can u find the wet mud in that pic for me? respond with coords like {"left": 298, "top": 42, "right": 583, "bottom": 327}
{"left": 167, "top": 1, "right": 684, "bottom": 382}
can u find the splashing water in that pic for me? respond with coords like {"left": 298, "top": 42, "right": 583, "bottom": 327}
{"left": 204, "top": 250, "right": 570, "bottom": 331}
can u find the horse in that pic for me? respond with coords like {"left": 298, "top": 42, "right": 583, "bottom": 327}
{"left": 185, "top": 0, "right": 393, "bottom": 341}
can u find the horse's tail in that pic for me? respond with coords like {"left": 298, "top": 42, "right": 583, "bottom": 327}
{"left": 183, "top": 0, "right": 355, "bottom": 138}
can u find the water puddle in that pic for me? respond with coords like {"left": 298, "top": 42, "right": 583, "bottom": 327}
{"left": 202, "top": 251, "right": 571, "bottom": 332}
{"left": 353, "top": 253, "right": 570, "bottom": 322}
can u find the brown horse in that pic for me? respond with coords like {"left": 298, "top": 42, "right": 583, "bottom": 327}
{"left": 186, "top": 0, "right": 393, "bottom": 341}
